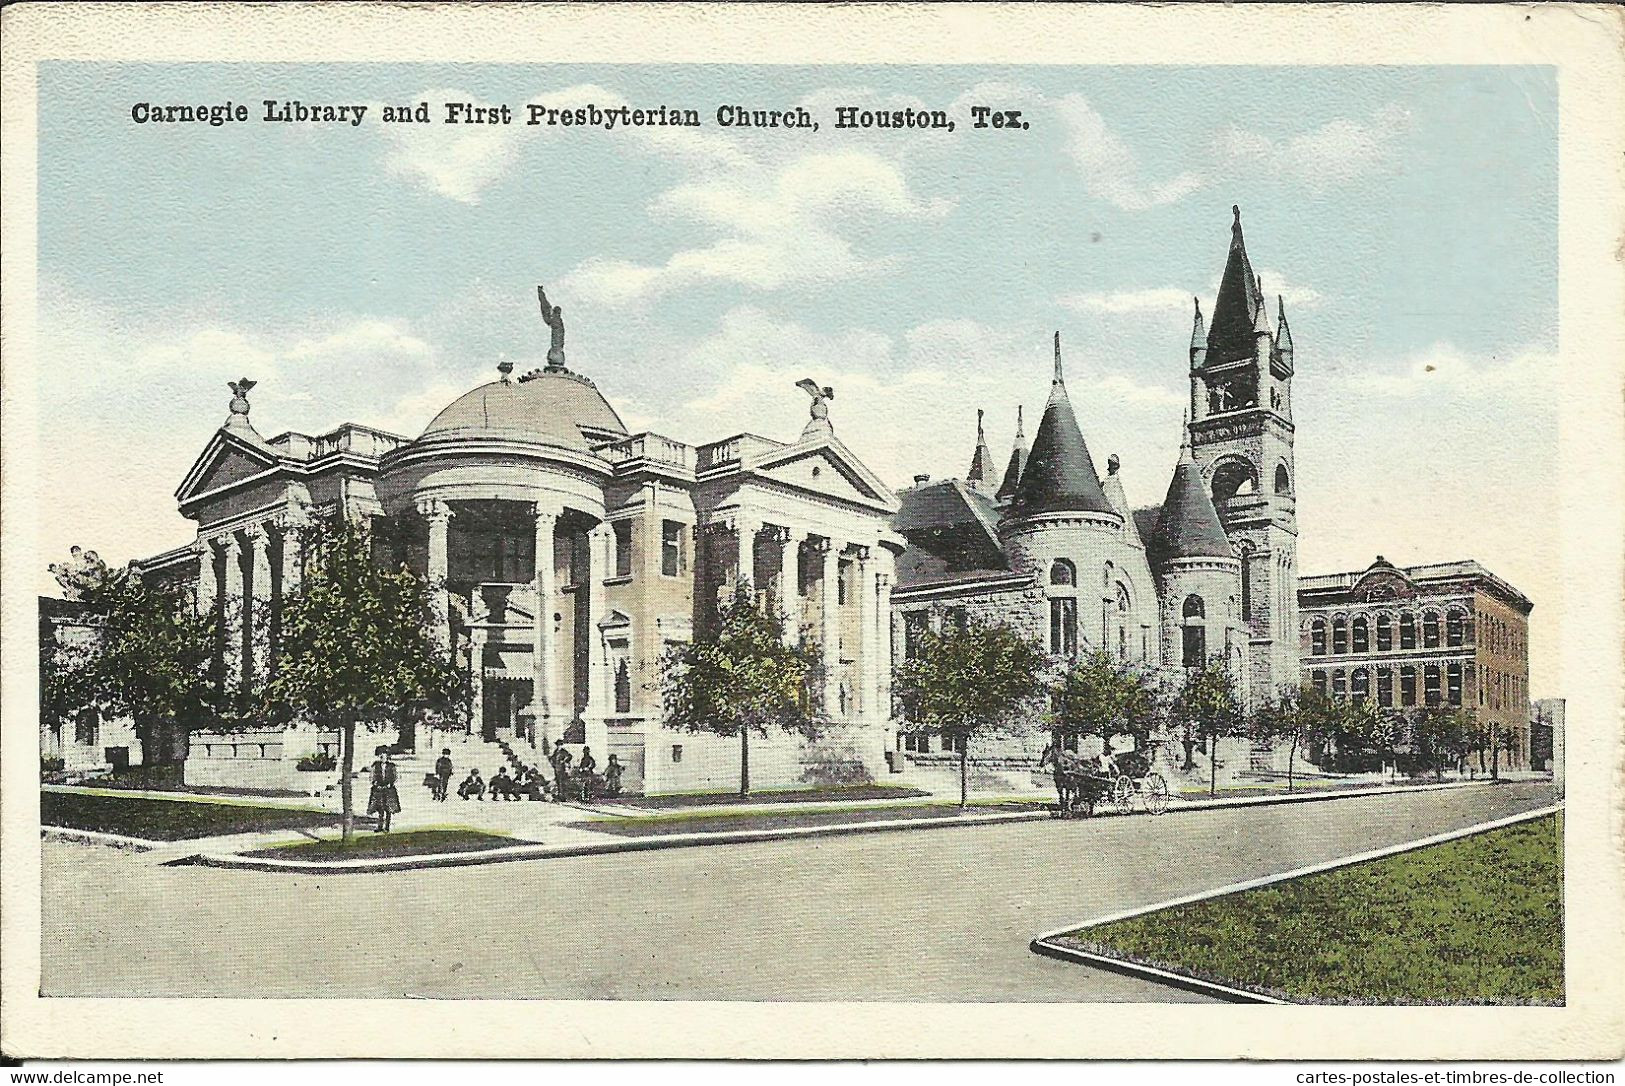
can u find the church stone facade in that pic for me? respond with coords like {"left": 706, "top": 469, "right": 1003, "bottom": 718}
{"left": 890, "top": 207, "right": 1300, "bottom": 755}
{"left": 134, "top": 303, "right": 904, "bottom": 796}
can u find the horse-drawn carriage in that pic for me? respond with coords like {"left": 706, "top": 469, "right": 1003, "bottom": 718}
{"left": 1040, "top": 745, "right": 1171, "bottom": 817}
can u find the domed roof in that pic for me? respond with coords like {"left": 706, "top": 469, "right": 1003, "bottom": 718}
{"left": 419, "top": 370, "right": 627, "bottom": 451}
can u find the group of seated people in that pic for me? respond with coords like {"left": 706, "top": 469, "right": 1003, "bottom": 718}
{"left": 455, "top": 764, "right": 549, "bottom": 802}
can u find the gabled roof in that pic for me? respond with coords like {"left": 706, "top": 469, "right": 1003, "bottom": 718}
{"left": 1204, "top": 205, "right": 1264, "bottom": 367}
{"left": 1008, "top": 333, "right": 1115, "bottom": 518}
{"left": 175, "top": 427, "right": 288, "bottom": 505}
{"left": 1154, "top": 431, "right": 1234, "bottom": 562}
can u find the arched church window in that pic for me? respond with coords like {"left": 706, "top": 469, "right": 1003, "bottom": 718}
{"left": 1050, "top": 559, "right": 1075, "bottom": 586}
{"left": 1376, "top": 614, "right": 1393, "bottom": 652}
{"left": 1352, "top": 616, "right": 1369, "bottom": 654}
{"left": 1311, "top": 618, "right": 1327, "bottom": 656}
{"left": 1274, "top": 463, "right": 1291, "bottom": 495}
{"left": 1115, "top": 584, "right": 1131, "bottom": 660}
{"left": 1446, "top": 611, "right": 1464, "bottom": 648}
{"left": 1332, "top": 617, "right": 1348, "bottom": 654}
{"left": 1423, "top": 611, "right": 1441, "bottom": 649}
{"left": 1182, "top": 595, "right": 1205, "bottom": 620}
{"left": 1400, "top": 612, "right": 1417, "bottom": 650}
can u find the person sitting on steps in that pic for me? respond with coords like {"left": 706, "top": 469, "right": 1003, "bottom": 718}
{"left": 489, "top": 766, "right": 515, "bottom": 801}
{"left": 457, "top": 768, "right": 485, "bottom": 800}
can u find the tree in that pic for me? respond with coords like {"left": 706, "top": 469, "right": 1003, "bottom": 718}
{"left": 1249, "top": 685, "right": 1339, "bottom": 793}
{"left": 660, "top": 583, "right": 825, "bottom": 797}
{"left": 1411, "top": 705, "right": 1475, "bottom": 781}
{"left": 894, "top": 618, "right": 1047, "bottom": 808}
{"left": 1170, "top": 655, "right": 1246, "bottom": 796}
{"left": 1049, "top": 650, "right": 1161, "bottom": 755}
{"left": 263, "top": 518, "right": 463, "bottom": 840}
{"left": 43, "top": 546, "right": 225, "bottom": 775}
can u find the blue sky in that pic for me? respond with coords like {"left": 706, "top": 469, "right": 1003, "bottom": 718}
{"left": 34, "top": 62, "right": 1561, "bottom": 688}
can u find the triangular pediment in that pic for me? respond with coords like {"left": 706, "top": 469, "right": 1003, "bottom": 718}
{"left": 176, "top": 430, "right": 286, "bottom": 504}
{"left": 747, "top": 435, "right": 899, "bottom": 513}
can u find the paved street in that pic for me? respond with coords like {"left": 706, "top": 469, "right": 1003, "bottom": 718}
{"left": 40, "top": 780, "right": 1556, "bottom": 1001}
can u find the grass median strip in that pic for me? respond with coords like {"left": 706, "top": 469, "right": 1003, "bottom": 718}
{"left": 42, "top": 790, "right": 353, "bottom": 841}
{"left": 1053, "top": 812, "right": 1562, "bottom": 1005}
{"left": 241, "top": 828, "right": 516, "bottom": 860}
{"left": 608, "top": 783, "right": 932, "bottom": 810}
{"left": 576, "top": 798, "right": 1047, "bottom": 837}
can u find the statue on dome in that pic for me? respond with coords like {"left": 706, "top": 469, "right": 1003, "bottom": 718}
{"left": 537, "top": 285, "right": 566, "bottom": 371}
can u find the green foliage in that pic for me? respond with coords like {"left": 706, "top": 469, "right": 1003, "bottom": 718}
{"left": 661, "top": 585, "right": 824, "bottom": 742}
{"left": 893, "top": 619, "right": 1047, "bottom": 743}
{"left": 41, "top": 790, "right": 343, "bottom": 841}
{"left": 43, "top": 547, "right": 225, "bottom": 765}
{"left": 1410, "top": 705, "right": 1476, "bottom": 778}
{"left": 1049, "top": 650, "right": 1160, "bottom": 748}
{"left": 1169, "top": 655, "right": 1246, "bottom": 794}
{"left": 660, "top": 584, "right": 826, "bottom": 795}
{"left": 1067, "top": 814, "right": 1563, "bottom": 1005}
{"left": 263, "top": 518, "right": 463, "bottom": 729}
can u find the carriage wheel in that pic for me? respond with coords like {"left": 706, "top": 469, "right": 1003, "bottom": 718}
{"left": 1145, "top": 773, "right": 1170, "bottom": 815}
{"left": 1111, "top": 776, "right": 1133, "bottom": 812}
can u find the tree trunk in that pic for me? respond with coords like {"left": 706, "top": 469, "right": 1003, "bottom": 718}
{"left": 959, "top": 739, "right": 969, "bottom": 810}
{"left": 1286, "top": 740, "right": 1296, "bottom": 794}
{"left": 1209, "top": 732, "right": 1218, "bottom": 796}
{"left": 340, "top": 715, "right": 356, "bottom": 842}
{"left": 739, "top": 726, "right": 751, "bottom": 798}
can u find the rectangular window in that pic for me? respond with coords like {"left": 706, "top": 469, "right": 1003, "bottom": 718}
{"left": 1401, "top": 668, "right": 1417, "bottom": 707}
{"left": 1376, "top": 617, "right": 1392, "bottom": 653}
{"left": 74, "top": 709, "right": 99, "bottom": 747}
{"left": 904, "top": 732, "right": 930, "bottom": 754}
{"left": 1050, "top": 598, "right": 1077, "bottom": 657}
{"left": 613, "top": 522, "right": 632, "bottom": 578}
{"left": 661, "top": 521, "right": 684, "bottom": 577}
{"left": 1181, "top": 623, "right": 1205, "bottom": 668}
{"left": 1312, "top": 670, "right": 1328, "bottom": 697}
{"left": 1352, "top": 620, "right": 1369, "bottom": 654}
{"left": 1311, "top": 623, "right": 1326, "bottom": 655}
{"left": 1425, "top": 665, "right": 1442, "bottom": 707}
{"left": 1332, "top": 671, "right": 1347, "bottom": 699}
{"left": 942, "top": 734, "right": 967, "bottom": 755}
{"left": 945, "top": 606, "right": 969, "bottom": 634}
{"left": 1332, "top": 622, "right": 1348, "bottom": 655}
{"left": 1377, "top": 670, "right": 1393, "bottom": 708}
{"left": 903, "top": 611, "right": 929, "bottom": 660}
{"left": 1400, "top": 614, "right": 1416, "bottom": 650}
{"left": 1447, "top": 662, "right": 1463, "bottom": 706}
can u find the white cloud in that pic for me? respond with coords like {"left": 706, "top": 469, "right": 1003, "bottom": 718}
{"left": 1213, "top": 104, "right": 1411, "bottom": 189}
{"left": 1347, "top": 343, "right": 1556, "bottom": 401}
{"left": 1059, "top": 270, "right": 1320, "bottom": 320}
{"left": 1053, "top": 94, "right": 1206, "bottom": 212}
{"left": 377, "top": 89, "right": 522, "bottom": 204}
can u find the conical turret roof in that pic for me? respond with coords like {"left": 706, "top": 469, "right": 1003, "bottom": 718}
{"left": 1009, "top": 333, "right": 1115, "bottom": 518}
{"left": 1204, "top": 205, "right": 1263, "bottom": 366}
{"left": 1276, "top": 295, "right": 1293, "bottom": 353}
{"left": 1155, "top": 422, "right": 1234, "bottom": 561}
{"left": 966, "top": 409, "right": 996, "bottom": 491}
{"left": 995, "top": 405, "right": 1027, "bottom": 502}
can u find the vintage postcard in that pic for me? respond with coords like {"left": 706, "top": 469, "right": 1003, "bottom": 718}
{"left": 3, "top": 1, "right": 1622, "bottom": 1063}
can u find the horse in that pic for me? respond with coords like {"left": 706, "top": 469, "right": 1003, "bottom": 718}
{"left": 1041, "top": 745, "right": 1101, "bottom": 816}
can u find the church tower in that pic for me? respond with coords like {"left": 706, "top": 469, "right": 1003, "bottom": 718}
{"left": 1187, "top": 206, "right": 1299, "bottom": 699}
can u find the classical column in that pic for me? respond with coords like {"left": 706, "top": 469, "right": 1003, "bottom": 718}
{"left": 875, "top": 558, "right": 895, "bottom": 724}
{"left": 192, "top": 539, "right": 218, "bottom": 615}
{"left": 220, "top": 532, "right": 244, "bottom": 694}
{"left": 529, "top": 503, "right": 559, "bottom": 749}
{"left": 735, "top": 514, "right": 758, "bottom": 599}
{"left": 817, "top": 537, "right": 841, "bottom": 715}
{"left": 468, "top": 628, "right": 487, "bottom": 738}
{"left": 774, "top": 527, "right": 800, "bottom": 643}
{"left": 856, "top": 547, "right": 877, "bottom": 722}
{"left": 417, "top": 498, "right": 454, "bottom": 651}
{"left": 243, "top": 525, "right": 271, "bottom": 694}
{"left": 585, "top": 523, "right": 614, "bottom": 759}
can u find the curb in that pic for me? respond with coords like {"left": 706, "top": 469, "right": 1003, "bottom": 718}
{"left": 41, "top": 826, "right": 164, "bottom": 852}
{"left": 175, "top": 777, "right": 1520, "bottom": 874}
{"left": 1028, "top": 801, "right": 1563, "bottom": 1003}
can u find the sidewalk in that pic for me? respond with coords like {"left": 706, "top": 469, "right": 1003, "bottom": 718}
{"left": 50, "top": 776, "right": 1521, "bottom": 875}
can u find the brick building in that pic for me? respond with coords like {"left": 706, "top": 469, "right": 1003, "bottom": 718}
{"left": 1298, "top": 557, "right": 1534, "bottom": 770}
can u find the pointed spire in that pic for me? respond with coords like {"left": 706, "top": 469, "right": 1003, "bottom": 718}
{"left": 966, "top": 408, "right": 996, "bottom": 489}
{"left": 1205, "top": 204, "right": 1263, "bottom": 365}
{"left": 1155, "top": 417, "right": 1234, "bottom": 563}
{"left": 1011, "top": 338, "right": 1115, "bottom": 519}
{"left": 1252, "top": 288, "right": 1273, "bottom": 336}
{"left": 1276, "top": 294, "right": 1294, "bottom": 353}
{"left": 1190, "top": 297, "right": 1206, "bottom": 349}
{"left": 995, "top": 405, "right": 1028, "bottom": 503}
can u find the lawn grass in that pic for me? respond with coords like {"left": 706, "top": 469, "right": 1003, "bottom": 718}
{"left": 577, "top": 797, "right": 1047, "bottom": 836}
{"left": 42, "top": 790, "right": 354, "bottom": 841}
{"left": 1057, "top": 813, "right": 1562, "bottom": 1005}
{"left": 241, "top": 828, "right": 514, "bottom": 860}
{"left": 610, "top": 783, "right": 931, "bottom": 809}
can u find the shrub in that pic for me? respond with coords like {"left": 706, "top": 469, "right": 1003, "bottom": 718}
{"left": 799, "top": 749, "right": 873, "bottom": 787}
{"left": 295, "top": 751, "right": 337, "bottom": 772}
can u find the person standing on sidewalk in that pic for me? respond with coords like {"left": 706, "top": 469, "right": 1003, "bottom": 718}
{"left": 549, "top": 739, "right": 574, "bottom": 803}
{"left": 432, "top": 748, "right": 454, "bottom": 802}
{"left": 367, "top": 746, "right": 401, "bottom": 833}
